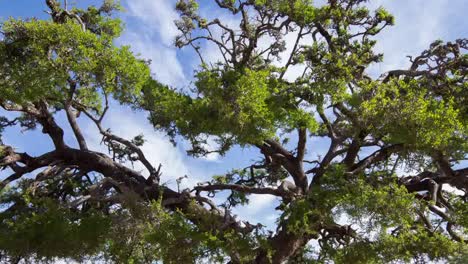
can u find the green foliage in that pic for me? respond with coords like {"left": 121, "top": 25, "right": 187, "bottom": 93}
{"left": 337, "top": 176, "right": 415, "bottom": 229}
{"left": 73, "top": 1, "right": 123, "bottom": 36}
{"left": 0, "top": 182, "right": 266, "bottom": 263}
{"left": 102, "top": 198, "right": 265, "bottom": 263}
{"left": 254, "top": 0, "right": 317, "bottom": 25}
{"left": 360, "top": 79, "right": 467, "bottom": 153}
{"left": 370, "top": 227, "right": 464, "bottom": 263}
{"left": 0, "top": 183, "right": 111, "bottom": 261}
{"left": 451, "top": 195, "right": 468, "bottom": 228}
{"left": 0, "top": 14, "right": 150, "bottom": 111}
{"left": 102, "top": 200, "right": 214, "bottom": 264}
{"left": 143, "top": 67, "right": 318, "bottom": 154}
{"left": 281, "top": 165, "right": 416, "bottom": 239}
{"left": 325, "top": 229, "right": 464, "bottom": 264}
{"left": 449, "top": 246, "right": 468, "bottom": 264}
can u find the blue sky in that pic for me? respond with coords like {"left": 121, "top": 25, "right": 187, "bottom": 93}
{"left": 1, "top": 0, "right": 467, "bottom": 229}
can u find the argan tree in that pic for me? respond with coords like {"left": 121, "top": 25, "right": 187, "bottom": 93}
{"left": 0, "top": 0, "right": 467, "bottom": 263}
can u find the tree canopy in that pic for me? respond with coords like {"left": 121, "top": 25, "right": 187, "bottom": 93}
{"left": 0, "top": 0, "right": 467, "bottom": 263}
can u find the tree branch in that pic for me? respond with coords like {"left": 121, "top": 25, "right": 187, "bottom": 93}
{"left": 80, "top": 108, "right": 161, "bottom": 184}
{"left": 194, "top": 183, "right": 289, "bottom": 197}
{"left": 347, "top": 144, "right": 403, "bottom": 175}
{"left": 296, "top": 127, "right": 307, "bottom": 161}
{"left": 64, "top": 103, "right": 88, "bottom": 150}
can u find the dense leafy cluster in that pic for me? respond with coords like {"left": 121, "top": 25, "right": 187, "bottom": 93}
{"left": 0, "top": 180, "right": 110, "bottom": 261}
{"left": 143, "top": 67, "right": 317, "bottom": 152}
{"left": 360, "top": 79, "right": 467, "bottom": 151}
{"left": 0, "top": 4, "right": 149, "bottom": 112}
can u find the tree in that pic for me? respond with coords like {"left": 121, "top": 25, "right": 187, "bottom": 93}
{"left": 0, "top": 0, "right": 467, "bottom": 263}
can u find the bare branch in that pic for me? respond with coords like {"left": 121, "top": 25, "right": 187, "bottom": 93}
{"left": 80, "top": 108, "right": 160, "bottom": 184}
{"left": 296, "top": 127, "right": 307, "bottom": 161}
{"left": 280, "top": 27, "right": 303, "bottom": 80}
{"left": 64, "top": 102, "right": 88, "bottom": 150}
{"left": 194, "top": 183, "right": 289, "bottom": 197}
{"left": 347, "top": 144, "right": 404, "bottom": 175}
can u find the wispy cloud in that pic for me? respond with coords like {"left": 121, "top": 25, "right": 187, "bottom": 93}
{"left": 368, "top": 0, "right": 466, "bottom": 75}
{"left": 232, "top": 194, "right": 280, "bottom": 230}
{"left": 125, "top": 0, "right": 179, "bottom": 46}
{"left": 119, "top": 0, "right": 187, "bottom": 87}
{"left": 121, "top": 31, "right": 186, "bottom": 87}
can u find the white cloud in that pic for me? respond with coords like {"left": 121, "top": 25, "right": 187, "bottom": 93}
{"left": 248, "top": 194, "right": 277, "bottom": 210}
{"left": 125, "top": 0, "right": 179, "bottom": 46}
{"left": 120, "top": 0, "right": 187, "bottom": 87}
{"left": 367, "top": 0, "right": 454, "bottom": 75}
{"left": 232, "top": 194, "right": 280, "bottom": 229}
{"left": 442, "top": 185, "right": 465, "bottom": 196}
{"left": 121, "top": 31, "right": 186, "bottom": 87}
